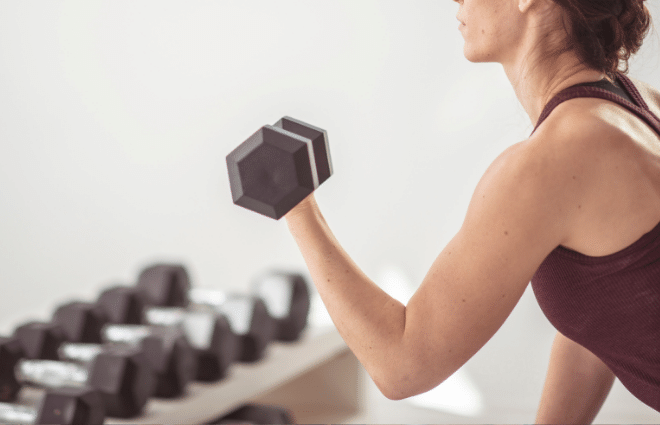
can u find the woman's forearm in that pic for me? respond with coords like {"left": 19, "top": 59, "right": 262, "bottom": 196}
{"left": 285, "top": 195, "right": 407, "bottom": 396}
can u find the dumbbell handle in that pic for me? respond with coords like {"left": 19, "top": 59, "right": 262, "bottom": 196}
{"left": 16, "top": 360, "right": 88, "bottom": 389}
{"left": 58, "top": 343, "right": 104, "bottom": 364}
{"left": 0, "top": 402, "right": 37, "bottom": 424}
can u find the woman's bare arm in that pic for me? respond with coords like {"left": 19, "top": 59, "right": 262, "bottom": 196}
{"left": 285, "top": 112, "right": 602, "bottom": 399}
{"left": 535, "top": 331, "right": 616, "bottom": 424}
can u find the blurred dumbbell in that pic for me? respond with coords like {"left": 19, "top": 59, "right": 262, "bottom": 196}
{"left": 13, "top": 322, "right": 67, "bottom": 360}
{"left": 52, "top": 302, "right": 107, "bottom": 344}
{"left": 97, "top": 285, "right": 235, "bottom": 382}
{"left": 137, "top": 264, "right": 311, "bottom": 343}
{"left": 101, "top": 324, "right": 196, "bottom": 398}
{"left": 15, "top": 342, "right": 153, "bottom": 418}
{"left": 135, "top": 264, "right": 273, "bottom": 362}
{"left": 0, "top": 337, "right": 23, "bottom": 402}
{"left": 143, "top": 307, "right": 237, "bottom": 381}
{"left": 0, "top": 386, "right": 104, "bottom": 425}
{"left": 58, "top": 342, "right": 154, "bottom": 417}
{"left": 226, "top": 116, "right": 333, "bottom": 220}
{"left": 189, "top": 292, "right": 277, "bottom": 362}
{"left": 12, "top": 301, "right": 109, "bottom": 361}
{"left": 212, "top": 403, "right": 294, "bottom": 425}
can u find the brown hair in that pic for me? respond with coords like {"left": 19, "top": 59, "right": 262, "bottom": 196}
{"left": 549, "top": 0, "right": 654, "bottom": 77}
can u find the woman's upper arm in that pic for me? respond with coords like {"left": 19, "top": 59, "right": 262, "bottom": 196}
{"left": 394, "top": 135, "right": 588, "bottom": 399}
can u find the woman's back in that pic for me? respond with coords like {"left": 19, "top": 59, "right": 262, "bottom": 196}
{"left": 535, "top": 76, "right": 660, "bottom": 258}
{"left": 530, "top": 74, "right": 660, "bottom": 411}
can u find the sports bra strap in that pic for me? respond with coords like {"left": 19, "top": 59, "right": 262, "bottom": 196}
{"left": 532, "top": 73, "right": 660, "bottom": 137}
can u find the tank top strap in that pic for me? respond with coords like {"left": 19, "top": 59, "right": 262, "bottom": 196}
{"left": 531, "top": 73, "right": 660, "bottom": 137}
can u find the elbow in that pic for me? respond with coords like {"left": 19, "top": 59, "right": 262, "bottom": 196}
{"left": 376, "top": 379, "right": 411, "bottom": 401}
{"left": 375, "top": 359, "right": 451, "bottom": 401}
{"left": 373, "top": 367, "right": 422, "bottom": 401}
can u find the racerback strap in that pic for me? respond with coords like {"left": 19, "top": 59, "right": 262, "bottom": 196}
{"left": 532, "top": 73, "right": 660, "bottom": 137}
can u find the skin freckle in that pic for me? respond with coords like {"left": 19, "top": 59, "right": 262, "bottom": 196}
{"left": 504, "top": 231, "right": 509, "bottom": 236}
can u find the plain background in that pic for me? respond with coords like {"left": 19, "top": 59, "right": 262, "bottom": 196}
{"left": 0, "top": 1, "right": 659, "bottom": 422}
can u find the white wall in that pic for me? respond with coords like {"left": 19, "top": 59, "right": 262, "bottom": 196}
{"left": 1, "top": 0, "right": 659, "bottom": 420}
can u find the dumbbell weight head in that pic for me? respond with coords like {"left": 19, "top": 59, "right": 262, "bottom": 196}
{"left": 226, "top": 116, "right": 333, "bottom": 220}
{"left": 214, "top": 403, "right": 295, "bottom": 425}
{"left": 251, "top": 271, "right": 311, "bottom": 342}
{"left": 190, "top": 292, "right": 277, "bottom": 362}
{"left": 52, "top": 302, "right": 107, "bottom": 343}
{"left": 56, "top": 343, "right": 156, "bottom": 418}
{"left": 136, "top": 264, "right": 190, "bottom": 307}
{"left": 0, "top": 337, "right": 23, "bottom": 402}
{"left": 96, "top": 286, "right": 147, "bottom": 325}
{"left": 102, "top": 324, "right": 197, "bottom": 398}
{"left": 14, "top": 343, "right": 154, "bottom": 418}
{"left": 13, "top": 322, "right": 67, "bottom": 360}
{"left": 144, "top": 308, "right": 238, "bottom": 382}
{"left": 0, "top": 387, "right": 105, "bottom": 425}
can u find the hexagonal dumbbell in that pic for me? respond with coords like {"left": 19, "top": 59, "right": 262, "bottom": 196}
{"left": 250, "top": 270, "right": 311, "bottom": 342}
{"left": 188, "top": 292, "right": 277, "bottom": 363}
{"left": 226, "top": 116, "right": 333, "bottom": 220}
{"left": 96, "top": 286, "right": 147, "bottom": 325}
{"left": 137, "top": 263, "right": 311, "bottom": 342}
{"left": 0, "top": 337, "right": 23, "bottom": 402}
{"left": 101, "top": 324, "right": 196, "bottom": 398}
{"left": 143, "top": 307, "right": 237, "bottom": 381}
{"left": 213, "top": 403, "right": 295, "bottom": 425}
{"left": 13, "top": 322, "right": 67, "bottom": 360}
{"left": 51, "top": 302, "right": 107, "bottom": 344}
{"left": 15, "top": 343, "right": 154, "bottom": 418}
{"left": 9, "top": 322, "right": 155, "bottom": 418}
{"left": 97, "top": 283, "right": 235, "bottom": 382}
{"left": 0, "top": 386, "right": 104, "bottom": 425}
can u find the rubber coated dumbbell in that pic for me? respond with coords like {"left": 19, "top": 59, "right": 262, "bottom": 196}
{"left": 226, "top": 116, "right": 333, "bottom": 220}
{"left": 135, "top": 264, "right": 276, "bottom": 362}
{"left": 143, "top": 307, "right": 237, "bottom": 381}
{"left": 12, "top": 302, "right": 109, "bottom": 361}
{"left": 51, "top": 302, "right": 107, "bottom": 343}
{"left": 57, "top": 343, "right": 155, "bottom": 417}
{"left": 15, "top": 344, "right": 153, "bottom": 418}
{"left": 188, "top": 292, "right": 277, "bottom": 362}
{"left": 0, "top": 386, "right": 104, "bottom": 425}
{"left": 13, "top": 322, "right": 67, "bottom": 360}
{"left": 10, "top": 323, "right": 155, "bottom": 417}
{"left": 101, "top": 324, "right": 196, "bottom": 398}
{"left": 97, "top": 285, "right": 236, "bottom": 382}
{"left": 212, "top": 403, "right": 294, "bottom": 425}
{"left": 0, "top": 337, "right": 24, "bottom": 401}
{"left": 137, "top": 264, "right": 311, "bottom": 342}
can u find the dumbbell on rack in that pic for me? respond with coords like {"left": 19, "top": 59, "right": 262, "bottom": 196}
{"left": 100, "top": 324, "right": 196, "bottom": 398}
{"left": 136, "top": 264, "right": 311, "bottom": 361}
{"left": 13, "top": 315, "right": 194, "bottom": 400}
{"left": 212, "top": 403, "right": 295, "bottom": 425}
{"left": 143, "top": 307, "right": 237, "bottom": 381}
{"left": 0, "top": 386, "right": 105, "bottom": 425}
{"left": 96, "top": 285, "right": 236, "bottom": 382}
{"left": 2, "top": 331, "right": 154, "bottom": 418}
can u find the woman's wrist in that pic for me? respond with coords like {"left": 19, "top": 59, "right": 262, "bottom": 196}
{"left": 285, "top": 193, "right": 321, "bottom": 226}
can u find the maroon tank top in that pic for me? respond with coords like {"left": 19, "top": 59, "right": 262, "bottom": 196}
{"left": 530, "top": 73, "right": 660, "bottom": 412}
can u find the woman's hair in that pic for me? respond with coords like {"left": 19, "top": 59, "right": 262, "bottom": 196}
{"left": 547, "top": 0, "right": 654, "bottom": 77}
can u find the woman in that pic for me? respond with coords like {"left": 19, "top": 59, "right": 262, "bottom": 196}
{"left": 285, "top": 0, "right": 659, "bottom": 422}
